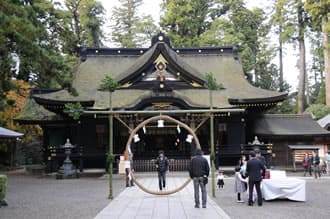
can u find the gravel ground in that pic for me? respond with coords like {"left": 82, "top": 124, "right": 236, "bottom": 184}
{"left": 1, "top": 170, "right": 330, "bottom": 219}
{"left": 0, "top": 170, "right": 126, "bottom": 219}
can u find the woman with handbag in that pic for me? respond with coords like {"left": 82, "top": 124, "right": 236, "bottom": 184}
{"left": 302, "top": 153, "right": 309, "bottom": 177}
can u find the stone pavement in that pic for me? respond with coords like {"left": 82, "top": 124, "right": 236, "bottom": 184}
{"left": 94, "top": 176, "right": 230, "bottom": 219}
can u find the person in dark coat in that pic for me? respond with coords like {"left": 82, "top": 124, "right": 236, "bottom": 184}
{"left": 189, "top": 149, "right": 210, "bottom": 208}
{"left": 246, "top": 151, "right": 265, "bottom": 206}
{"left": 155, "top": 150, "right": 169, "bottom": 191}
{"left": 312, "top": 150, "right": 321, "bottom": 179}
{"left": 308, "top": 154, "right": 313, "bottom": 176}
{"left": 255, "top": 148, "right": 266, "bottom": 169}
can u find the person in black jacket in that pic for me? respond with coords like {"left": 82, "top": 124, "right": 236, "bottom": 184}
{"left": 155, "top": 150, "right": 169, "bottom": 191}
{"left": 255, "top": 148, "right": 267, "bottom": 169}
{"left": 189, "top": 149, "right": 210, "bottom": 208}
{"left": 312, "top": 150, "right": 321, "bottom": 179}
{"left": 246, "top": 150, "right": 265, "bottom": 206}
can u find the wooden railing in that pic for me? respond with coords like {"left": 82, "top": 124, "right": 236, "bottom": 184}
{"left": 133, "top": 159, "right": 190, "bottom": 172}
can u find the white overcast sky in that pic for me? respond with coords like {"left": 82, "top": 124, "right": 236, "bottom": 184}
{"left": 101, "top": 0, "right": 305, "bottom": 91}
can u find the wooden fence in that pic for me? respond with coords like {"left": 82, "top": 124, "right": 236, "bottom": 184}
{"left": 133, "top": 159, "right": 190, "bottom": 172}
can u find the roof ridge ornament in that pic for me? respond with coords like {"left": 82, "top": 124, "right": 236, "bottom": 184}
{"left": 151, "top": 32, "right": 171, "bottom": 47}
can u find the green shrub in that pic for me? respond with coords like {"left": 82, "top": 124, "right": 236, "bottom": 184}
{"left": 0, "top": 175, "right": 7, "bottom": 201}
{"left": 305, "top": 104, "right": 330, "bottom": 120}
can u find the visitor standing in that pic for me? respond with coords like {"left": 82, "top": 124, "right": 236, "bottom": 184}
{"left": 246, "top": 151, "right": 265, "bottom": 206}
{"left": 255, "top": 148, "right": 267, "bottom": 169}
{"left": 302, "top": 153, "right": 309, "bottom": 177}
{"left": 234, "top": 166, "right": 247, "bottom": 203}
{"left": 308, "top": 154, "right": 313, "bottom": 176}
{"left": 155, "top": 150, "right": 169, "bottom": 191}
{"left": 217, "top": 170, "right": 224, "bottom": 189}
{"left": 312, "top": 150, "right": 321, "bottom": 179}
{"left": 325, "top": 152, "right": 330, "bottom": 175}
{"left": 189, "top": 149, "right": 210, "bottom": 208}
{"left": 239, "top": 157, "right": 248, "bottom": 190}
{"left": 238, "top": 155, "right": 246, "bottom": 167}
{"left": 124, "top": 150, "right": 134, "bottom": 187}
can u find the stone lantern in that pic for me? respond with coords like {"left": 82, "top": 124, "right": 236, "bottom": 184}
{"left": 56, "top": 139, "right": 79, "bottom": 179}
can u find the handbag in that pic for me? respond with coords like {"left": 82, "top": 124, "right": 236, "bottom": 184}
{"left": 303, "top": 161, "right": 308, "bottom": 167}
{"left": 203, "top": 176, "right": 208, "bottom": 185}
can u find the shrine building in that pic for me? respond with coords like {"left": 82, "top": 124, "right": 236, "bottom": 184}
{"left": 16, "top": 33, "right": 330, "bottom": 172}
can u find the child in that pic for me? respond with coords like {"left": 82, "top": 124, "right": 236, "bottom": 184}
{"left": 234, "top": 166, "right": 247, "bottom": 203}
{"left": 217, "top": 170, "right": 224, "bottom": 189}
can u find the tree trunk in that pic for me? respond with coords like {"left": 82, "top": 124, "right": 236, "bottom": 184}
{"left": 306, "top": 74, "right": 310, "bottom": 105}
{"left": 297, "top": 1, "right": 306, "bottom": 114}
{"left": 323, "top": 16, "right": 330, "bottom": 105}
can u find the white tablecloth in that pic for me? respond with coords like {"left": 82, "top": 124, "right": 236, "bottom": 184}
{"left": 262, "top": 178, "right": 306, "bottom": 201}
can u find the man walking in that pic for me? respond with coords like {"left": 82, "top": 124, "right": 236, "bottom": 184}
{"left": 155, "top": 150, "right": 169, "bottom": 191}
{"left": 246, "top": 150, "right": 265, "bottom": 206}
{"left": 189, "top": 149, "right": 210, "bottom": 208}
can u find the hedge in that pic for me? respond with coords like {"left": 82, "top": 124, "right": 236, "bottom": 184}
{"left": 0, "top": 175, "right": 7, "bottom": 201}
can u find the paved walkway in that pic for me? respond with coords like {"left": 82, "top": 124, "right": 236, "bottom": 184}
{"left": 94, "top": 176, "right": 230, "bottom": 219}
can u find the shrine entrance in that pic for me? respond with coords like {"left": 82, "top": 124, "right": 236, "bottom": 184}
{"left": 125, "top": 115, "right": 201, "bottom": 195}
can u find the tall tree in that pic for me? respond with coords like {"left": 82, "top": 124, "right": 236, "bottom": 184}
{"left": 200, "top": 2, "right": 273, "bottom": 85}
{"left": 0, "top": 0, "right": 72, "bottom": 92}
{"left": 271, "top": 0, "right": 295, "bottom": 92}
{"left": 160, "top": 0, "right": 215, "bottom": 47}
{"left": 305, "top": 0, "right": 330, "bottom": 106}
{"left": 0, "top": 0, "right": 106, "bottom": 109}
{"left": 273, "top": 0, "right": 309, "bottom": 113}
{"left": 65, "top": 0, "right": 105, "bottom": 47}
{"left": 111, "top": 0, "right": 157, "bottom": 47}
{"left": 296, "top": 0, "right": 308, "bottom": 114}
{"left": 308, "top": 32, "right": 324, "bottom": 104}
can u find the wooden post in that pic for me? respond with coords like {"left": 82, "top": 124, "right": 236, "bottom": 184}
{"left": 293, "top": 150, "right": 296, "bottom": 172}
{"left": 108, "top": 92, "right": 114, "bottom": 200}
{"left": 210, "top": 89, "right": 216, "bottom": 198}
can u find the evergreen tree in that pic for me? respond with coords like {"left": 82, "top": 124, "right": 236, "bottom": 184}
{"left": 160, "top": 0, "right": 215, "bottom": 47}
{"left": 307, "top": 32, "right": 324, "bottom": 105}
{"left": 200, "top": 2, "right": 273, "bottom": 85}
{"left": 0, "top": 0, "right": 106, "bottom": 110}
{"left": 271, "top": 0, "right": 309, "bottom": 113}
{"left": 305, "top": 0, "right": 330, "bottom": 106}
{"left": 271, "top": 0, "right": 295, "bottom": 92}
{"left": 65, "top": 0, "right": 105, "bottom": 48}
{"left": 111, "top": 0, "right": 157, "bottom": 47}
{"left": 296, "top": 0, "right": 308, "bottom": 114}
{"left": 0, "top": 0, "right": 71, "bottom": 94}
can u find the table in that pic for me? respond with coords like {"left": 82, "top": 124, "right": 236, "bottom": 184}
{"left": 262, "top": 178, "right": 306, "bottom": 201}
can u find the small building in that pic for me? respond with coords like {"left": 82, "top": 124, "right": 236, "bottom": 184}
{"left": 16, "top": 33, "right": 330, "bottom": 171}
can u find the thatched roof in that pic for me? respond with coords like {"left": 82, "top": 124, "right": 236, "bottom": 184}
{"left": 15, "top": 98, "right": 64, "bottom": 124}
{"left": 32, "top": 33, "right": 287, "bottom": 110}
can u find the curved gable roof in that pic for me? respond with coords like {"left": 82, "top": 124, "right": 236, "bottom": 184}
{"left": 115, "top": 40, "right": 205, "bottom": 86}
